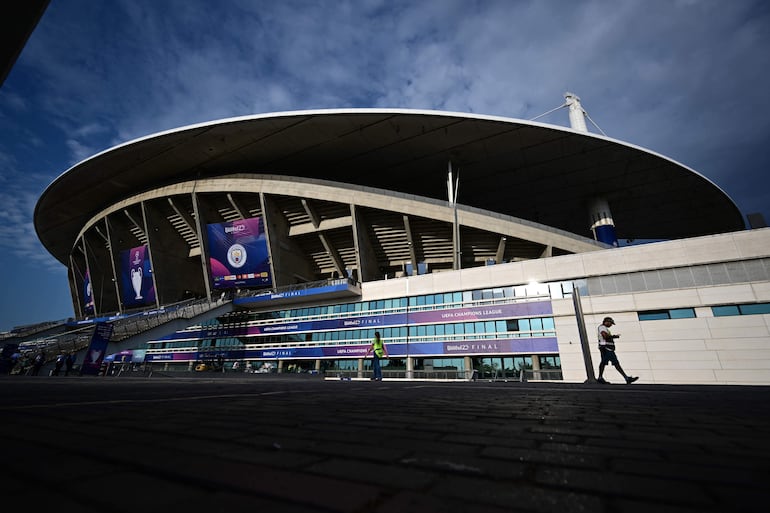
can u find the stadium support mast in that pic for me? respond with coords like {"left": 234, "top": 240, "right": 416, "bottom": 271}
{"left": 564, "top": 92, "right": 588, "bottom": 132}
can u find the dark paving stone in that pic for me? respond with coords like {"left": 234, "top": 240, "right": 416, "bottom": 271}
{"left": 1, "top": 375, "right": 769, "bottom": 512}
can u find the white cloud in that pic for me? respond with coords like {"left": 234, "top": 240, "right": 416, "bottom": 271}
{"left": 9, "top": 0, "right": 770, "bottom": 222}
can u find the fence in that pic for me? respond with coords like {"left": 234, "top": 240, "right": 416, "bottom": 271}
{"left": 110, "top": 296, "right": 228, "bottom": 341}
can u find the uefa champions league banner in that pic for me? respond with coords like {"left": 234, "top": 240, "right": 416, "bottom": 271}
{"left": 80, "top": 322, "right": 114, "bottom": 375}
{"left": 207, "top": 217, "right": 271, "bottom": 289}
{"left": 83, "top": 269, "right": 95, "bottom": 315}
{"left": 120, "top": 245, "right": 156, "bottom": 307}
{"left": 155, "top": 301, "right": 553, "bottom": 341}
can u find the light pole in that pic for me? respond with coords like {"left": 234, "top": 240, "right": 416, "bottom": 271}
{"left": 448, "top": 162, "right": 460, "bottom": 270}
{"left": 405, "top": 274, "right": 413, "bottom": 379}
{"left": 572, "top": 283, "right": 596, "bottom": 382}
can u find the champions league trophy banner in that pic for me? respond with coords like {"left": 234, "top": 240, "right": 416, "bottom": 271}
{"left": 83, "top": 269, "right": 95, "bottom": 315}
{"left": 207, "top": 216, "right": 271, "bottom": 289}
{"left": 80, "top": 322, "right": 114, "bottom": 375}
{"left": 120, "top": 245, "right": 156, "bottom": 307}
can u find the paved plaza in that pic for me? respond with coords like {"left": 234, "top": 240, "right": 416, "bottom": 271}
{"left": 1, "top": 375, "right": 768, "bottom": 512}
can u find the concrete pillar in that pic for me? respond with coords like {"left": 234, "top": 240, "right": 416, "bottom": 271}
{"left": 464, "top": 356, "right": 473, "bottom": 380}
{"left": 407, "top": 356, "right": 414, "bottom": 380}
{"left": 532, "top": 355, "right": 542, "bottom": 380}
{"left": 357, "top": 358, "right": 364, "bottom": 379}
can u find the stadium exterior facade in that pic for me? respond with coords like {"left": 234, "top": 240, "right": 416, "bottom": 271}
{"left": 34, "top": 108, "right": 770, "bottom": 384}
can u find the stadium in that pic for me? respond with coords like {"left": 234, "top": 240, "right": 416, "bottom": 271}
{"left": 26, "top": 98, "right": 770, "bottom": 383}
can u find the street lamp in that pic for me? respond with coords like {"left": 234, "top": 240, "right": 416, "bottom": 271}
{"left": 448, "top": 161, "right": 460, "bottom": 270}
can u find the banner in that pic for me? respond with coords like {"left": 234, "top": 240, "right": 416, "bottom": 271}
{"left": 80, "top": 322, "right": 114, "bottom": 375}
{"left": 207, "top": 217, "right": 271, "bottom": 289}
{"left": 83, "top": 269, "right": 94, "bottom": 315}
{"left": 120, "top": 245, "right": 156, "bottom": 307}
{"left": 144, "top": 337, "right": 559, "bottom": 362}
{"left": 155, "top": 300, "right": 553, "bottom": 341}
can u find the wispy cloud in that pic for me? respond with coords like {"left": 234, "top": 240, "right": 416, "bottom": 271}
{"left": 0, "top": 169, "right": 62, "bottom": 272}
{"left": 4, "top": 0, "right": 770, "bottom": 268}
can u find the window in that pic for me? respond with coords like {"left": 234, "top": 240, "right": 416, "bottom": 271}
{"left": 713, "top": 302, "right": 770, "bottom": 317}
{"left": 638, "top": 310, "right": 669, "bottom": 321}
{"left": 740, "top": 303, "right": 770, "bottom": 315}
{"left": 638, "top": 308, "right": 696, "bottom": 321}
{"left": 670, "top": 308, "right": 696, "bottom": 319}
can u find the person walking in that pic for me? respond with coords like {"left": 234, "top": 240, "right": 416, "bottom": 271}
{"left": 31, "top": 351, "right": 45, "bottom": 376}
{"left": 597, "top": 317, "right": 638, "bottom": 384}
{"left": 53, "top": 353, "right": 65, "bottom": 376}
{"left": 365, "top": 331, "right": 388, "bottom": 381}
{"left": 64, "top": 352, "right": 76, "bottom": 376}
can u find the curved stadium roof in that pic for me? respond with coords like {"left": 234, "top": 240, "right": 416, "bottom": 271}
{"left": 35, "top": 109, "right": 745, "bottom": 265}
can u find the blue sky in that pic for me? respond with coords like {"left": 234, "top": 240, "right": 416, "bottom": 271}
{"left": 1, "top": 0, "right": 769, "bottom": 332}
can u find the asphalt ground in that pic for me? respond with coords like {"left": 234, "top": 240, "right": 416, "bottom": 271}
{"left": 1, "top": 374, "right": 768, "bottom": 513}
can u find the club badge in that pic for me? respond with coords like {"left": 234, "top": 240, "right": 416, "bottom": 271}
{"left": 227, "top": 243, "right": 247, "bottom": 268}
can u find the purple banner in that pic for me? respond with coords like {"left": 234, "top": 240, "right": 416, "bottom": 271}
{"left": 156, "top": 301, "right": 553, "bottom": 342}
{"left": 120, "top": 245, "right": 156, "bottom": 307}
{"left": 80, "top": 322, "right": 114, "bottom": 375}
{"left": 83, "top": 269, "right": 94, "bottom": 315}
{"left": 408, "top": 302, "right": 552, "bottom": 323}
{"left": 246, "top": 336, "right": 559, "bottom": 359}
{"left": 207, "top": 217, "right": 271, "bottom": 289}
{"left": 145, "top": 337, "right": 558, "bottom": 362}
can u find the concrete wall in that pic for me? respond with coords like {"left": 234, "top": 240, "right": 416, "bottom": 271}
{"left": 361, "top": 228, "right": 770, "bottom": 385}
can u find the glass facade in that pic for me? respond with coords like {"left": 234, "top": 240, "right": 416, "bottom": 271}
{"left": 143, "top": 282, "right": 565, "bottom": 379}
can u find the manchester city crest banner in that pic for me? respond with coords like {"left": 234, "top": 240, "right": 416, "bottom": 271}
{"left": 206, "top": 217, "right": 271, "bottom": 289}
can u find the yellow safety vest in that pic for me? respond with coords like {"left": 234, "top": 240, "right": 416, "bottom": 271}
{"left": 372, "top": 338, "right": 384, "bottom": 357}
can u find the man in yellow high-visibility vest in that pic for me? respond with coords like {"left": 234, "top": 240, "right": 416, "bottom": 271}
{"left": 365, "top": 331, "right": 389, "bottom": 381}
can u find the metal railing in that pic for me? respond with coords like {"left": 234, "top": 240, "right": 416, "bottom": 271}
{"left": 110, "top": 296, "right": 229, "bottom": 341}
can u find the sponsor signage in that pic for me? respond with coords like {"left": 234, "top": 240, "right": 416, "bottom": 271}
{"left": 146, "top": 336, "right": 558, "bottom": 362}
{"left": 155, "top": 301, "right": 552, "bottom": 341}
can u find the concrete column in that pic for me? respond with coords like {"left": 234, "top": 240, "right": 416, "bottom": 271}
{"left": 407, "top": 356, "right": 414, "bottom": 380}
{"left": 532, "top": 355, "right": 542, "bottom": 380}
{"left": 315, "top": 359, "right": 321, "bottom": 373}
{"left": 464, "top": 356, "right": 473, "bottom": 380}
{"left": 277, "top": 360, "right": 284, "bottom": 373}
{"left": 357, "top": 358, "right": 364, "bottom": 378}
